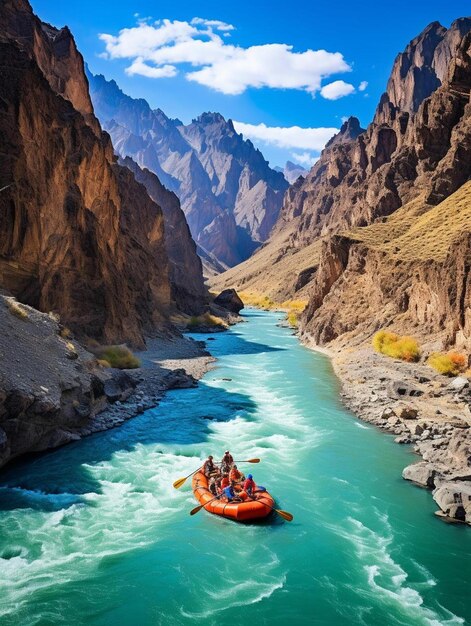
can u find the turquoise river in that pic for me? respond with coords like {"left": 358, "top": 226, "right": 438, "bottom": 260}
{"left": 1, "top": 310, "right": 470, "bottom": 625}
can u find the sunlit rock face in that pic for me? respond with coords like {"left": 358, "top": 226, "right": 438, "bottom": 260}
{"left": 0, "top": 0, "right": 209, "bottom": 346}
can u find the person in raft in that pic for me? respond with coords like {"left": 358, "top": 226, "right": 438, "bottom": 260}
{"left": 229, "top": 464, "right": 244, "bottom": 484}
{"left": 221, "top": 450, "right": 234, "bottom": 473}
{"left": 243, "top": 474, "right": 256, "bottom": 497}
{"left": 209, "top": 475, "right": 218, "bottom": 496}
{"left": 202, "top": 455, "right": 216, "bottom": 478}
{"left": 222, "top": 480, "right": 241, "bottom": 502}
{"left": 219, "top": 473, "right": 229, "bottom": 492}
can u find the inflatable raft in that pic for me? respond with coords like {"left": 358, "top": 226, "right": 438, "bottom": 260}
{"left": 192, "top": 471, "right": 275, "bottom": 522}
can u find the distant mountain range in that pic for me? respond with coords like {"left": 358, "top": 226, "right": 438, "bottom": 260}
{"left": 274, "top": 161, "right": 308, "bottom": 184}
{"left": 87, "top": 71, "right": 289, "bottom": 273}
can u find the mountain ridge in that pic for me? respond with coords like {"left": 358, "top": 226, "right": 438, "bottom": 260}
{"left": 87, "top": 70, "right": 288, "bottom": 271}
{"left": 212, "top": 17, "right": 471, "bottom": 352}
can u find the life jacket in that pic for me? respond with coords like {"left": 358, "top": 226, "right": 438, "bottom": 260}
{"left": 243, "top": 478, "right": 256, "bottom": 493}
{"left": 229, "top": 468, "right": 242, "bottom": 482}
{"left": 223, "top": 485, "right": 235, "bottom": 500}
{"left": 220, "top": 476, "right": 229, "bottom": 489}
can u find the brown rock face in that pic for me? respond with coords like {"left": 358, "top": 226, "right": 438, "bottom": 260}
{"left": 300, "top": 27, "right": 471, "bottom": 350}
{"left": 213, "top": 289, "right": 244, "bottom": 314}
{"left": 0, "top": 0, "right": 197, "bottom": 347}
{"left": 215, "top": 19, "right": 471, "bottom": 352}
{"left": 120, "top": 157, "right": 206, "bottom": 314}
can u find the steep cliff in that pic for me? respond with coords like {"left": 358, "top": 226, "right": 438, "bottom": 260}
{"left": 213, "top": 19, "right": 471, "bottom": 352}
{"left": 87, "top": 72, "right": 288, "bottom": 270}
{"left": 0, "top": 0, "right": 205, "bottom": 347}
{"left": 119, "top": 157, "right": 206, "bottom": 314}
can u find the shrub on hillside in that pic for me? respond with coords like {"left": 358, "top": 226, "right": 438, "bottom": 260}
{"left": 372, "top": 330, "right": 421, "bottom": 362}
{"left": 187, "top": 312, "right": 227, "bottom": 329}
{"left": 7, "top": 300, "right": 28, "bottom": 320}
{"left": 95, "top": 345, "right": 140, "bottom": 369}
{"left": 287, "top": 311, "right": 298, "bottom": 327}
{"left": 427, "top": 352, "right": 467, "bottom": 376}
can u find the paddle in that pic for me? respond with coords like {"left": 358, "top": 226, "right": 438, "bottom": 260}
{"left": 190, "top": 495, "right": 221, "bottom": 516}
{"left": 173, "top": 458, "right": 260, "bottom": 489}
{"left": 249, "top": 492, "right": 293, "bottom": 522}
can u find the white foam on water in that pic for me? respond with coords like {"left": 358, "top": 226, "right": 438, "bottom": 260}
{"left": 354, "top": 422, "right": 370, "bottom": 430}
{"left": 326, "top": 512, "right": 465, "bottom": 626}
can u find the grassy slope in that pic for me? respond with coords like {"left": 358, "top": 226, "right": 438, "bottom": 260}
{"left": 208, "top": 227, "right": 322, "bottom": 301}
{"left": 347, "top": 181, "right": 471, "bottom": 262}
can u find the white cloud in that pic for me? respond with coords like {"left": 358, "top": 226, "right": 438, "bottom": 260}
{"left": 359, "top": 80, "right": 368, "bottom": 91}
{"left": 126, "top": 59, "right": 177, "bottom": 78}
{"left": 232, "top": 121, "right": 338, "bottom": 151}
{"left": 320, "top": 80, "right": 355, "bottom": 100}
{"left": 290, "top": 152, "right": 319, "bottom": 167}
{"left": 190, "top": 17, "right": 234, "bottom": 31}
{"left": 99, "top": 18, "right": 352, "bottom": 95}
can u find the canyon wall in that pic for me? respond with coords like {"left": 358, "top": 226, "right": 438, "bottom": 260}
{"left": 0, "top": 0, "right": 205, "bottom": 347}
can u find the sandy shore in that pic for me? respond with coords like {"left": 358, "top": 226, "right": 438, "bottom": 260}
{"left": 78, "top": 335, "right": 216, "bottom": 436}
{"left": 302, "top": 335, "right": 471, "bottom": 525}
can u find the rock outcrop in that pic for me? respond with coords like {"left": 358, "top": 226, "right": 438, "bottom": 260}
{"left": 213, "top": 289, "right": 244, "bottom": 314}
{"left": 118, "top": 157, "right": 206, "bottom": 314}
{"left": 0, "top": 294, "right": 134, "bottom": 468}
{"left": 87, "top": 72, "right": 288, "bottom": 270}
{"left": 0, "top": 0, "right": 206, "bottom": 347}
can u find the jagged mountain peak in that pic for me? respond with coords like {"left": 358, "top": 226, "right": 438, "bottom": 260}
{"left": 89, "top": 73, "right": 288, "bottom": 270}
{"left": 325, "top": 116, "right": 365, "bottom": 148}
{"left": 375, "top": 16, "right": 471, "bottom": 123}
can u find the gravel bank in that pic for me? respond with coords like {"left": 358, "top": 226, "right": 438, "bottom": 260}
{"left": 302, "top": 336, "right": 471, "bottom": 526}
{"left": 78, "top": 335, "right": 216, "bottom": 436}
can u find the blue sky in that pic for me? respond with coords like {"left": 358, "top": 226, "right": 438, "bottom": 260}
{"left": 32, "top": 0, "right": 470, "bottom": 168}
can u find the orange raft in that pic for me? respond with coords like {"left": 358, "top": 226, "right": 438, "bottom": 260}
{"left": 192, "top": 471, "right": 275, "bottom": 522}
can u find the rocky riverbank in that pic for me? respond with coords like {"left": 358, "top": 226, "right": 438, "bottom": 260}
{"left": 80, "top": 336, "right": 216, "bottom": 436}
{"left": 0, "top": 293, "right": 216, "bottom": 469}
{"left": 306, "top": 340, "right": 471, "bottom": 526}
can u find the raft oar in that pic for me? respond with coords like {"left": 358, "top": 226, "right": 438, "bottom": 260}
{"left": 190, "top": 495, "right": 221, "bottom": 516}
{"left": 249, "top": 493, "right": 293, "bottom": 522}
{"left": 173, "top": 458, "right": 260, "bottom": 489}
{"left": 173, "top": 468, "right": 201, "bottom": 490}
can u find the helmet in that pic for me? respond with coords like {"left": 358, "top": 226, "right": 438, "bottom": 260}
{"left": 225, "top": 450, "right": 230, "bottom": 454}
{"left": 248, "top": 474, "right": 253, "bottom": 479}
{"left": 208, "top": 455, "right": 213, "bottom": 459}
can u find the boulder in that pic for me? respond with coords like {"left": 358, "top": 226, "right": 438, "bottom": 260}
{"left": 399, "top": 406, "right": 419, "bottom": 420}
{"left": 402, "top": 461, "right": 438, "bottom": 488}
{"left": 448, "top": 377, "right": 469, "bottom": 392}
{"left": 213, "top": 289, "right": 244, "bottom": 314}
{"left": 433, "top": 481, "right": 471, "bottom": 523}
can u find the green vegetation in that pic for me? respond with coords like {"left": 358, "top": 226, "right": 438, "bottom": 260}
{"left": 7, "top": 300, "right": 29, "bottom": 320}
{"left": 187, "top": 312, "right": 227, "bottom": 329}
{"left": 287, "top": 311, "right": 299, "bottom": 327}
{"left": 94, "top": 345, "right": 141, "bottom": 369}
{"left": 60, "top": 326, "right": 72, "bottom": 339}
{"left": 427, "top": 352, "right": 467, "bottom": 376}
{"left": 372, "top": 330, "right": 421, "bottom": 362}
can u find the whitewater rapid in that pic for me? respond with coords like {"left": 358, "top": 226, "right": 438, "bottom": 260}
{"left": 0, "top": 310, "right": 469, "bottom": 626}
